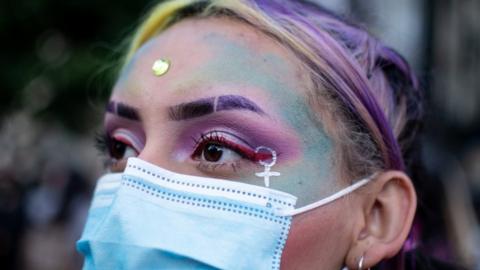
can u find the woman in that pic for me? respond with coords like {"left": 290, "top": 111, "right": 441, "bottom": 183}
{"left": 76, "top": 0, "right": 447, "bottom": 269}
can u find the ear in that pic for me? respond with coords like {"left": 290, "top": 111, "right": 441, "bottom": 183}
{"left": 344, "top": 171, "right": 417, "bottom": 269}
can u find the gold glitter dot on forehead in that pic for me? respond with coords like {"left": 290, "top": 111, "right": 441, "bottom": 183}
{"left": 152, "top": 58, "right": 170, "bottom": 76}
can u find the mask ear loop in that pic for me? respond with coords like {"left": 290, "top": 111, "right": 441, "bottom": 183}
{"left": 275, "top": 173, "right": 377, "bottom": 216}
{"left": 254, "top": 146, "right": 280, "bottom": 187}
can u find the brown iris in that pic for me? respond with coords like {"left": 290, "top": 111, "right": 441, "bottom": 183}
{"left": 110, "top": 139, "right": 127, "bottom": 160}
{"left": 203, "top": 143, "right": 224, "bottom": 162}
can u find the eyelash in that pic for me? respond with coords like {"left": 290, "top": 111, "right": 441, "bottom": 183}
{"left": 192, "top": 131, "right": 256, "bottom": 160}
{"left": 95, "top": 131, "right": 138, "bottom": 169}
{"left": 95, "top": 132, "right": 114, "bottom": 166}
{"left": 95, "top": 131, "right": 109, "bottom": 152}
{"left": 191, "top": 131, "right": 266, "bottom": 172}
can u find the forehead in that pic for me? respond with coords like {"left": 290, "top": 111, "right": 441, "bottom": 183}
{"left": 113, "top": 17, "right": 307, "bottom": 103}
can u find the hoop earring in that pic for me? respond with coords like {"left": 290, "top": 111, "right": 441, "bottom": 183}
{"left": 341, "top": 254, "right": 371, "bottom": 270}
{"left": 358, "top": 255, "right": 364, "bottom": 270}
{"left": 358, "top": 254, "right": 371, "bottom": 270}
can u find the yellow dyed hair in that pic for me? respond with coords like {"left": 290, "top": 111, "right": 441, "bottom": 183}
{"left": 124, "top": 0, "right": 316, "bottom": 68}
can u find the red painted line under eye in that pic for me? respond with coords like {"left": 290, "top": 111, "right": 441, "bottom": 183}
{"left": 230, "top": 143, "right": 273, "bottom": 163}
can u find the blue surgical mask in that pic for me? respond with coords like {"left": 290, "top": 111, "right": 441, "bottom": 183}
{"left": 77, "top": 157, "right": 372, "bottom": 270}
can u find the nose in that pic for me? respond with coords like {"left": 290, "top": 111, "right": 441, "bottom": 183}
{"left": 136, "top": 140, "right": 169, "bottom": 169}
{"left": 135, "top": 140, "right": 198, "bottom": 176}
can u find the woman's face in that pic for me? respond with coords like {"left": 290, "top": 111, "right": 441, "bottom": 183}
{"left": 105, "top": 17, "right": 359, "bottom": 269}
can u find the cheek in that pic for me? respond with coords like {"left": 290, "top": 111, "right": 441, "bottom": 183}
{"left": 281, "top": 203, "right": 352, "bottom": 270}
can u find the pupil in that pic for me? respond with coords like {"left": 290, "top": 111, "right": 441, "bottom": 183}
{"left": 204, "top": 143, "right": 223, "bottom": 162}
{"left": 111, "top": 141, "right": 126, "bottom": 159}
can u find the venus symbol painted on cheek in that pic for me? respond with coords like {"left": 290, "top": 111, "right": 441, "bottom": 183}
{"left": 254, "top": 146, "right": 280, "bottom": 187}
{"left": 170, "top": 33, "right": 336, "bottom": 205}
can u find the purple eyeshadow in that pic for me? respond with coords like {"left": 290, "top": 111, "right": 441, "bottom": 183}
{"left": 172, "top": 113, "right": 300, "bottom": 162}
{"left": 104, "top": 114, "right": 146, "bottom": 147}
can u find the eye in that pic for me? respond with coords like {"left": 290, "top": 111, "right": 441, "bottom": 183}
{"left": 201, "top": 142, "right": 241, "bottom": 163}
{"left": 109, "top": 129, "right": 141, "bottom": 160}
{"left": 96, "top": 129, "right": 142, "bottom": 171}
{"left": 109, "top": 138, "right": 137, "bottom": 160}
{"left": 191, "top": 131, "right": 259, "bottom": 173}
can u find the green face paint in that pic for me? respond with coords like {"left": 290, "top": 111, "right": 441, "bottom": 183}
{"left": 167, "top": 33, "right": 336, "bottom": 206}
{"left": 114, "top": 22, "right": 338, "bottom": 207}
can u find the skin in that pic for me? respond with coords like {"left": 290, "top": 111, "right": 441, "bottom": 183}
{"left": 105, "top": 17, "right": 417, "bottom": 269}
{"left": 114, "top": 19, "right": 335, "bottom": 206}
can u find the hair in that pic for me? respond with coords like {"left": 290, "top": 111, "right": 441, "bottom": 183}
{"left": 122, "top": 0, "right": 423, "bottom": 268}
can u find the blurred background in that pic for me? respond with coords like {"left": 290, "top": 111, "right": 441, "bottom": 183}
{"left": 0, "top": 0, "right": 478, "bottom": 269}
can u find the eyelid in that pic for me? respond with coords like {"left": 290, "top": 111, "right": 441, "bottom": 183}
{"left": 194, "top": 131, "right": 264, "bottom": 162}
{"left": 112, "top": 128, "right": 144, "bottom": 152}
{"left": 202, "top": 130, "right": 252, "bottom": 148}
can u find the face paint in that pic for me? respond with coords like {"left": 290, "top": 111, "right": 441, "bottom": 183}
{"left": 112, "top": 22, "right": 336, "bottom": 206}
{"left": 254, "top": 146, "right": 281, "bottom": 187}
{"left": 164, "top": 33, "right": 336, "bottom": 206}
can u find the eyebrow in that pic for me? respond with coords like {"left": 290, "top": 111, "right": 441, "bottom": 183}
{"left": 106, "top": 101, "right": 141, "bottom": 121}
{"left": 168, "top": 95, "right": 265, "bottom": 121}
